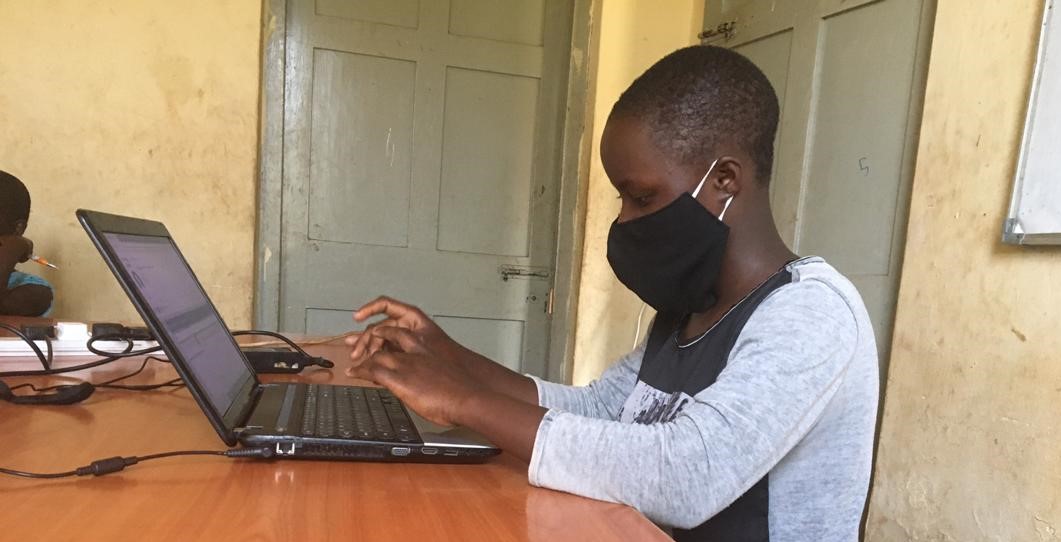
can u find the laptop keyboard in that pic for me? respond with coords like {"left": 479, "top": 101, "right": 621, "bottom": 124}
{"left": 300, "top": 384, "right": 419, "bottom": 443}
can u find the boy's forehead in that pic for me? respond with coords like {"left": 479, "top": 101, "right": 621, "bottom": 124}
{"left": 602, "top": 116, "right": 683, "bottom": 183}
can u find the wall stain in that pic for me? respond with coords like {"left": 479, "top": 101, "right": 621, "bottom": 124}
{"left": 1011, "top": 326, "right": 1028, "bottom": 342}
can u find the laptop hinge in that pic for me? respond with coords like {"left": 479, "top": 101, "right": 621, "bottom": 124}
{"left": 235, "top": 384, "right": 265, "bottom": 429}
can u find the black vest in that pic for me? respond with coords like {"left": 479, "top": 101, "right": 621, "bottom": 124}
{"left": 640, "top": 269, "right": 792, "bottom": 542}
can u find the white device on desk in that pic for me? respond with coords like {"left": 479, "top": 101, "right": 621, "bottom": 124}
{"left": 78, "top": 209, "right": 500, "bottom": 463}
{"left": 0, "top": 322, "right": 157, "bottom": 357}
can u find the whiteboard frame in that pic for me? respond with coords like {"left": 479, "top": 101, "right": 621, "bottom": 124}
{"left": 1004, "top": 0, "right": 1061, "bottom": 245}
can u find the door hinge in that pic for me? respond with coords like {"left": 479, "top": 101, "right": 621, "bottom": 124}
{"left": 499, "top": 265, "right": 551, "bottom": 281}
{"left": 545, "top": 288, "right": 555, "bottom": 315}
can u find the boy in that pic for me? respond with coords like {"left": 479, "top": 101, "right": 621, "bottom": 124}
{"left": 0, "top": 170, "right": 53, "bottom": 316}
{"left": 345, "top": 46, "right": 878, "bottom": 542}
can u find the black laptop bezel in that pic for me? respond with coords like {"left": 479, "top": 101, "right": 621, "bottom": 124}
{"left": 77, "top": 209, "right": 258, "bottom": 446}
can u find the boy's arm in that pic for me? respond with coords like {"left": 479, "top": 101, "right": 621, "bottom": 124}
{"left": 345, "top": 296, "right": 643, "bottom": 418}
{"left": 0, "top": 235, "right": 52, "bottom": 316}
{"left": 528, "top": 342, "right": 644, "bottom": 419}
{"left": 348, "top": 284, "right": 866, "bottom": 528}
{"left": 525, "top": 282, "right": 865, "bottom": 528}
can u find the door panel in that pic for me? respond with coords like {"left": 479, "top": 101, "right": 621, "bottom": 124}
{"left": 732, "top": 30, "right": 792, "bottom": 208}
{"left": 800, "top": 0, "right": 921, "bottom": 283}
{"left": 308, "top": 50, "right": 416, "bottom": 247}
{"left": 437, "top": 67, "right": 540, "bottom": 256}
{"left": 315, "top": 0, "right": 421, "bottom": 28}
{"left": 280, "top": 0, "right": 571, "bottom": 376}
{"left": 306, "top": 307, "right": 364, "bottom": 335}
{"left": 435, "top": 315, "right": 525, "bottom": 371}
{"left": 449, "top": 0, "right": 545, "bottom": 45}
{"left": 704, "top": 0, "right": 933, "bottom": 370}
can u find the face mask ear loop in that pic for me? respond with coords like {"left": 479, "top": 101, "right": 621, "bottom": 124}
{"left": 719, "top": 195, "right": 735, "bottom": 221}
{"left": 691, "top": 158, "right": 720, "bottom": 199}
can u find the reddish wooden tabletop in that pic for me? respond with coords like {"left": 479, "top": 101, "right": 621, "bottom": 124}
{"left": 0, "top": 339, "right": 668, "bottom": 541}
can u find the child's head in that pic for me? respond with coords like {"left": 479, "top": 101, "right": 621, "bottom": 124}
{"left": 606, "top": 45, "right": 780, "bottom": 187}
{"left": 0, "top": 170, "right": 31, "bottom": 236}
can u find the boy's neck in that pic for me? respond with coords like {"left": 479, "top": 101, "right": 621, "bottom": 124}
{"left": 713, "top": 213, "right": 797, "bottom": 309}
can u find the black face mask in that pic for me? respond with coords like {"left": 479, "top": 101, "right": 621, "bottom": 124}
{"left": 607, "top": 161, "right": 732, "bottom": 315}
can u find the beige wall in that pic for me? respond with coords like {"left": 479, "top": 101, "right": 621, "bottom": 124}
{"left": 571, "top": 0, "right": 703, "bottom": 385}
{"left": 0, "top": 0, "right": 261, "bottom": 327}
{"left": 866, "top": 1, "right": 1061, "bottom": 539}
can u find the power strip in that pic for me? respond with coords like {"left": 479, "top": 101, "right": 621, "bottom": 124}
{"left": 0, "top": 321, "right": 159, "bottom": 358}
{"left": 0, "top": 339, "right": 160, "bottom": 358}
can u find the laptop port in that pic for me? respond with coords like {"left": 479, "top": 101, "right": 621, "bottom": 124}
{"left": 275, "top": 442, "right": 297, "bottom": 456}
{"left": 443, "top": 450, "right": 460, "bottom": 457}
{"left": 421, "top": 447, "right": 438, "bottom": 456}
{"left": 390, "top": 447, "right": 411, "bottom": 457}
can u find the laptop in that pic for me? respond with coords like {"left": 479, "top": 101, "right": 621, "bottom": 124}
{"left": 78, "top": 209, "right": 500, "bottom": 463}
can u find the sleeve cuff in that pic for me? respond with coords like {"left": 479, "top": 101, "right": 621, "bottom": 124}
{"left": 527, "top": 408, "right": 562, "bottom": 486}
{"left": 525, "top": 373, "right": 550, "bottom": 408}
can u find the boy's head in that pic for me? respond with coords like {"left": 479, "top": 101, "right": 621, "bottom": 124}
{"left": 609, "top": 45, "right": 779, "bottom": 184}
{"left": 602, "top": 46, "right": 780, "bottom": 225}
{"left": 0, "top": 170, "right": 31, "bottom": 236}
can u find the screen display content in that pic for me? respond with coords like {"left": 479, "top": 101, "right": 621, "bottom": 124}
{"left": 102, "top": 232, "right": 252, "bottom": 415}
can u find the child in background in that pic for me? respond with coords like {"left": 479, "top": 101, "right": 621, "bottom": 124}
{"left": 0, "top": 170, "right": 53, "bottom": 316}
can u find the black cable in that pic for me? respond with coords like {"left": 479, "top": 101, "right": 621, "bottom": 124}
{"left": 0, "top": 355, "right": 125, "bottom": 378}
{"left": 231, "top": 330, "right": 313, "bottom": 357}
{"left": 0, "top": 323, "right": 53, "bottom": 370}
{"left": 0, "top": 466, "right": 76, "bottom": 479}
{"left": 9, "top": 356, "right": 183, "bottom": 393}
{"left": 232, "top": 330, "right": 333, "bottom": 369}
{"left": 95, "top": 356, "right": 183, "bottom": 391}
{"left": 86, "top": 335, "right": 162, "bottom": 358}
{"left": 0, "top": 447, "right": 275, "bottom": 479}
{"left": 0, "top": 331, "right": 139, "bottom": 379}
{"left": 1, "top": 327, "right": 318, "bottom": 382}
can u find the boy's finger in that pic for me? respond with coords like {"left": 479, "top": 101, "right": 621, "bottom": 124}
{"left": 354, "top": 296, "right": 417, "bottom": 323}
{"left": 369, "top": 326, "right": 425, "bottom": 354}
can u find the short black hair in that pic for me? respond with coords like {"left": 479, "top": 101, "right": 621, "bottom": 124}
{"left": 611, "top": 45, "right": 780, "bottom": 184}
{"left": 0, "top": 170, "right": 31, "bottom": 235}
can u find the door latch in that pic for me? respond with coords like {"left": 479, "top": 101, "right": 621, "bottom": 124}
{"left": 499, "top": 265, "right": 551, "bottom": 281}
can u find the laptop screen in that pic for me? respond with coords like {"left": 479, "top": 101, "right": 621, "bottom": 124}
{"left": 102, "top": 232, "right": 252, "bottom": 415}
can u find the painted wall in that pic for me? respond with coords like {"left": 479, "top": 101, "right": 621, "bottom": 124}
{"left": 570, "top": 0, "right": 704, "bottom": 385}
{"left": 0, "top": 0, "right": 262, "bottom": 327}
{"left": 866, "top": 1, "right": 1061, "bottom": 539}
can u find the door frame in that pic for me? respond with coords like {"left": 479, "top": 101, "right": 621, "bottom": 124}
{"left": 253, "top": 0, "right": 595, "bottom": 383}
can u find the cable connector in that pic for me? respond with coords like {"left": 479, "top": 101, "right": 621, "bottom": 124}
{"left": 224, "top": 447, "right": 275, "bottom": 459}
{"left": 2, "top": 447, "right": 275, "bottom": 479}
{"left": 75, "top": 456, "right": 139, "bottom": 477}
{"left": 73, "top": 448, "right": 272, "bottom": 477}
{"left": 91, "top": 323, "right": 155, "bottom": 341}
{"left": 20, "top": 325, "right": 56, "bottom": 341}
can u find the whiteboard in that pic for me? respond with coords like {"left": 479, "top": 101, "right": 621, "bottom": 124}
{"left": 1004, "top": 0, "right": 1061, "bottom": 245}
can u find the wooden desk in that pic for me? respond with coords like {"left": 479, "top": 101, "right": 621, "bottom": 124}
{"left": 0, "top": 342, "right": 667, "bottom": 541}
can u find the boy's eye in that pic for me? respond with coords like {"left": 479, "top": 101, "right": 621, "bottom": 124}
{"left": 616, "top": 192, "right": 652, "bottom": 207}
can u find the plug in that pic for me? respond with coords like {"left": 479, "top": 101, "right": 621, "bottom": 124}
{"left": 91, "top": 323, "right": 155, "bottom": 341}
{"left": 20, "top": 325, "right": 56, "bottom": 341}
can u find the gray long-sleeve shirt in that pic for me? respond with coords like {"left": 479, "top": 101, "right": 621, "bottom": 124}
{"left": 528, "top": 257, "right": 879, "bottom": 541}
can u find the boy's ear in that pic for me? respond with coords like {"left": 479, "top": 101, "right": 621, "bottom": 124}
{"left": 711, "top": 156, "right": 744, "bottom": 199}
{"left": 13, "top": 219, "right": 27, "bottom": 236}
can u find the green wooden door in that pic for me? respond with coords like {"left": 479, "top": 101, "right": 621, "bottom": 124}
{"left": 705, "top": 0, "right": 935, "bottom": 374}
{"left": 277, "top": 0, "right": 573, "bottom": 376}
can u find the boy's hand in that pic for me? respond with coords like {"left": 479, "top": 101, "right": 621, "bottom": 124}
{"left": 0, "top": 235, "right": 33, "bottom": 264}
{"left": 347, "top": 326, "right": 479, "bottom": 427}
{"left": 345, "top": 295, "right": 541, "bottom": 409}
{"left": 345, "top": 296, "right": 463, "bottom": 363}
